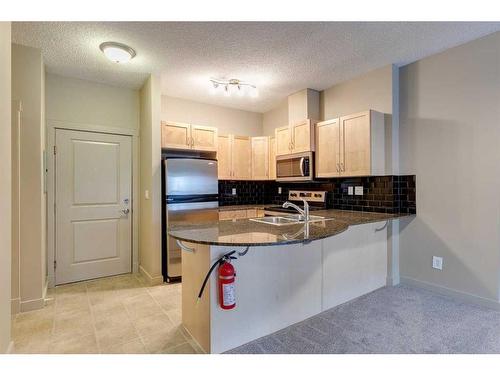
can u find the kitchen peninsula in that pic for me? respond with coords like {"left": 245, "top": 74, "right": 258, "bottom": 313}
{"left": 169, "top": 208, "right": 413, "bottom": 353}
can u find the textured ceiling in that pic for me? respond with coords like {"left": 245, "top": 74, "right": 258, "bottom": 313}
{"left": 12, "top": 22, "right": 500, "bottom": 113}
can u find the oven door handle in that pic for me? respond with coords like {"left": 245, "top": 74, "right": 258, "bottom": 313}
{"left": 299, "top": 157, "right": 305, "bottom": 176}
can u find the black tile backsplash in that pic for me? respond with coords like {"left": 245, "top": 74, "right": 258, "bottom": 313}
{"left": 219, "top": 175, "right": 416, "bottom": 214}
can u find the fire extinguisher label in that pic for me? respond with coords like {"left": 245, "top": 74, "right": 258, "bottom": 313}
{"left": 222, "top": 283, "right": 235, "bottom": 306}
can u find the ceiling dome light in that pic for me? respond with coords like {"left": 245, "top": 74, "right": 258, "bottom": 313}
{"left": 99, "top": 42, "right": 136, "bottom": 63}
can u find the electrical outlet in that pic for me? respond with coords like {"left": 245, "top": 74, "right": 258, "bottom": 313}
{"left": 278, "top": 187, "right": 282, "bottom": 194}
{"left": 144, "top": 190, "right": 150, "bottom": 200}
{"left": 348, "top": 186, "right": 354, "bottom": 195}
{"left": 355, "top": 186, "right": 364, "bottom": 196}
{"left": 432, "top": 256, "right": 443, "bottom": 270}
{"left": 232, "top": 188, "right": 237, "bottom": 196}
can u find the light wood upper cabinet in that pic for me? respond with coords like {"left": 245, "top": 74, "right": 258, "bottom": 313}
{"left": 315, "top": 110, "right": 385, "bottom": 178}
{"left": 315, "top": 119, "right": 341, "bottom": 178}
{"left": 217, "top": 134, "right": 232, "bottom": 180}
{"left": 161, "top": 121, "right": 190, "bottom": 149}
{"left": 275, "top": 126, "right": 291, "bottom": 156}
{"left": 275, "top": 119, "right": 315, "bottom": 156}
{"left": 232, "top": 136, "right": 252, "bottom": 180}
{"left": 341, "top": 112, "right": 371, "bottom": 176}
{"left": 161, "top": 121, "right": 217, "bottom": 151}
{"left": 291, "top": 119, "right": 314, "bottom": 153}
{"left": 251, "top": 137, "right": 269, "bottom": 180}
{"left": 269, "top": 136, "right": 276, "bottom": 180}
{"left": 217, "top": 135, "right": 251, "bottom": 180}
{"left": 191, "top": 125, "right": 218, "bottom": 151}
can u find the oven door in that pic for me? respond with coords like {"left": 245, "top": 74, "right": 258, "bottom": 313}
{"left": 276, "top": 151, "right": 313, "bottom": 182}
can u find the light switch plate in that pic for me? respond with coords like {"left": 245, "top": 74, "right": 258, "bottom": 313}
{"left": 348, "top": 186, "right": 354, "bottom": 195}
{"left": 354, "top": 186, "right": 364, "bottom": 196}
{"left": 232, "top": 188, "right": 237, "bottom": 196}
{"left": 144, "top": 190, "right": 150, "bottom": 200}
{"left": 278, "top": 187, "right": 282, "bottom": 194}
{"left": 432, "top": 256, "right": 443, "bottom": 270}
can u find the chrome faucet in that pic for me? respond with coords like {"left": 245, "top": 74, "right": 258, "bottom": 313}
{"left": 282, "top": 198, "right": 310, "bottom": 222}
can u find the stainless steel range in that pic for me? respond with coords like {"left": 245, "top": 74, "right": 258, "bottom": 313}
{"left": 264, "top": 190, "right": 327, "bottom": 216}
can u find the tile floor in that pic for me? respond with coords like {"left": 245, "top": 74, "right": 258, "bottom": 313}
{"left": 11, "top": 273, "right": 203, "bottom": 354}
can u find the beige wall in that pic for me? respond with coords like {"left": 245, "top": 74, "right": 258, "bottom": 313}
{"left": 46, "top": 74, "right": 139, "bottom": 129}
{"left": 11, "top": 44, "right": 46, "bottom": 312}
{"left": 262, "top": 99, "right": 288, "bottom": 136}
{"left": 399, "top": 31, "right": 500, "bottom": 303}
{"left": 321, "top": 65, "right": 393, "bottom": 120}
{"left": 162, "top": 96, "right": 263, "bottom": 136}
{"left": 139, "top": 75, "right": 163, "bottom": 285}
{"left": 0, "top": 22, "right": 12, "bottom": 353}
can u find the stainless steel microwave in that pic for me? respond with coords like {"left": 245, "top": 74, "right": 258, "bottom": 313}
{"left": 276, "top": 151, "right": 314, "bottom": 182}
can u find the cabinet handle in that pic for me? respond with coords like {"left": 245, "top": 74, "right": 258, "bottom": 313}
{"left": 191, "top": 137, "right": 194, "bottom": 146}
{"left": 341, "top": 162, "right": 345, "bottom": 172}
{"left": 336, "top": 163, "right": 340, "bottom": 173}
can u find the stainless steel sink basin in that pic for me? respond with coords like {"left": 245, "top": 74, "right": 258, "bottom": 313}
{"left": 249, "top": 216, "right": 298, "bottom": 226}
{"left": 250, "top": 215, "right": 333, "bottom": 226}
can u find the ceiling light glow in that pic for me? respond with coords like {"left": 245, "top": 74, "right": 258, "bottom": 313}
{"left": 99, "top": 42, "right": 136, "bottom": 63}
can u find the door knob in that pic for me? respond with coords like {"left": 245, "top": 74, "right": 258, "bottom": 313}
{"left": 121, "top": 208, "right": 130, "bottom": 215}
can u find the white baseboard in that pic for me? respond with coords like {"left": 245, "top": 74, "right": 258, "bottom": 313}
{"left": 401, "top": 276, "right": 500, "bottom": 311}
{"left": 139, "top": 265, "right": 164, "bottom": 286}
{"left": 6, "top": 341, "right": 14, "bottom": 354}
{"left": 20, "top": 297, "right": 45, "bottom": 312}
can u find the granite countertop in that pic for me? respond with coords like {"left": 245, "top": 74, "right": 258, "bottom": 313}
{"left": 168, "top": 209, "right": 413, "bottom": 247}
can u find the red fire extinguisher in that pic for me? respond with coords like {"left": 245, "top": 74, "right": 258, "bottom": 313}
{"left": 218, "top": 260, "right": 236, "bottom": 310}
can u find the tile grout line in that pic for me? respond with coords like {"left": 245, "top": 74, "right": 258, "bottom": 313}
{"left": 85, "top": 281, "right": 102, "bottom": 354}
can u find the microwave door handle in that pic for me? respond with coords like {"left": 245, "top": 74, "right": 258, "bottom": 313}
{"left": 299, "top": 157, "right": 305, "bottom": 176}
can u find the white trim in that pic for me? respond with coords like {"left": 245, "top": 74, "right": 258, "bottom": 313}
{"left": 139, "top": 265, "right": 164, "bottom": 286}
{"left": 46, "top": 120, "right": 139, "bottom": 287}
{"left": 401, "top": 276, "right": 500, "bottom": 311}
{"left": 20, "top": 297, "right": 45, "bottom": 312}
{"left": 6, "top": 341, "right": 14, "bottom": 354}
{"left": 11, "top": 298, "right": 20, "bottom": 315}
{"left": 47, "top": 119, "right": 138, "bottom": 136}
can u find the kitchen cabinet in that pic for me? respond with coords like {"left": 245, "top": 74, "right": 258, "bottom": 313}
{"left": 161, "top": 121, "right": 217, "bottom": 151}
{"left": 217, "top": 135, "right": 251, "bottom": 180}
{"left": 218, "top": 208, "right": 264, "bottom": 221}
{"left": 269, "top": 136, "right": 276, "bottom": 180}
{"left": 315, "top": 118, "right": 341, "bottom": 177}
{"left": 251, "top": 136, "right": 269, "bottom": 180}
{"left": 275, "top": 119, "right": 315, "bottom": 156}
{"left": 315, "top": 110, "right": 385, "bottom": 177}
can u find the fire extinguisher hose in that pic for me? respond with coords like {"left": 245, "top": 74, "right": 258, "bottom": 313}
{"left": 197, "top": 246, "right": 250, "bottom": 301}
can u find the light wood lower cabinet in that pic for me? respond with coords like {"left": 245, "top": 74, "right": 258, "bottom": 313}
{"left": 161, "top": 121, "right": 218, "bottom": 151}
{"left": 218, "top": 208, "right": 264, "bottom": 221}
{"left": 315, "top": 110, "right": 385, "bottom": 178}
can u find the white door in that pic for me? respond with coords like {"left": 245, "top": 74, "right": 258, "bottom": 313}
{"left": 55, "top": 129, "right": 132, "bottom": 285}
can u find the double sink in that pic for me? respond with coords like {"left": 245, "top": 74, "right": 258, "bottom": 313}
{"left": 250, "top": 214, "right": 332, "bottom": 226}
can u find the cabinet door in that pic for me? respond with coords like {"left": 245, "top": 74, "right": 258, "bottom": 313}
{"left": 315, "top": 119, "right": 341, "bottom": 177}
{"left": 191, "top": 125, "right": 218, "bottom": 151}
{"left": 275, "top": 126, "right": 291, "bottom": 156}
{"left": 251, "top": 136, "right": 269, "bottom": 180}
{"left": 161, "top": 121, "right": 191, "bottom": 150}
{"left": 269, "top": 136, "right": 276, "bottom": 180}
{"left": 291, "top": 119, "right": 313, "bottom": 153}
{"left": 341, "top": 111, "right": 371, "bottom": 176}
{"left": 217, "top": 135, "right": 232, "bottom": 180}
{"left": 232, "top": 136, "right": 252, "bottom": 180}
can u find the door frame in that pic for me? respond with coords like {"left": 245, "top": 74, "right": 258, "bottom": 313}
{"left": 47, "top": 120, "right": 139, "bottom": 287}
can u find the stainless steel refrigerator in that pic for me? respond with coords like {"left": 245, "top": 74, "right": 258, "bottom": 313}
{"left": 163, "top": 158, "right": 219, "bottom": 282}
